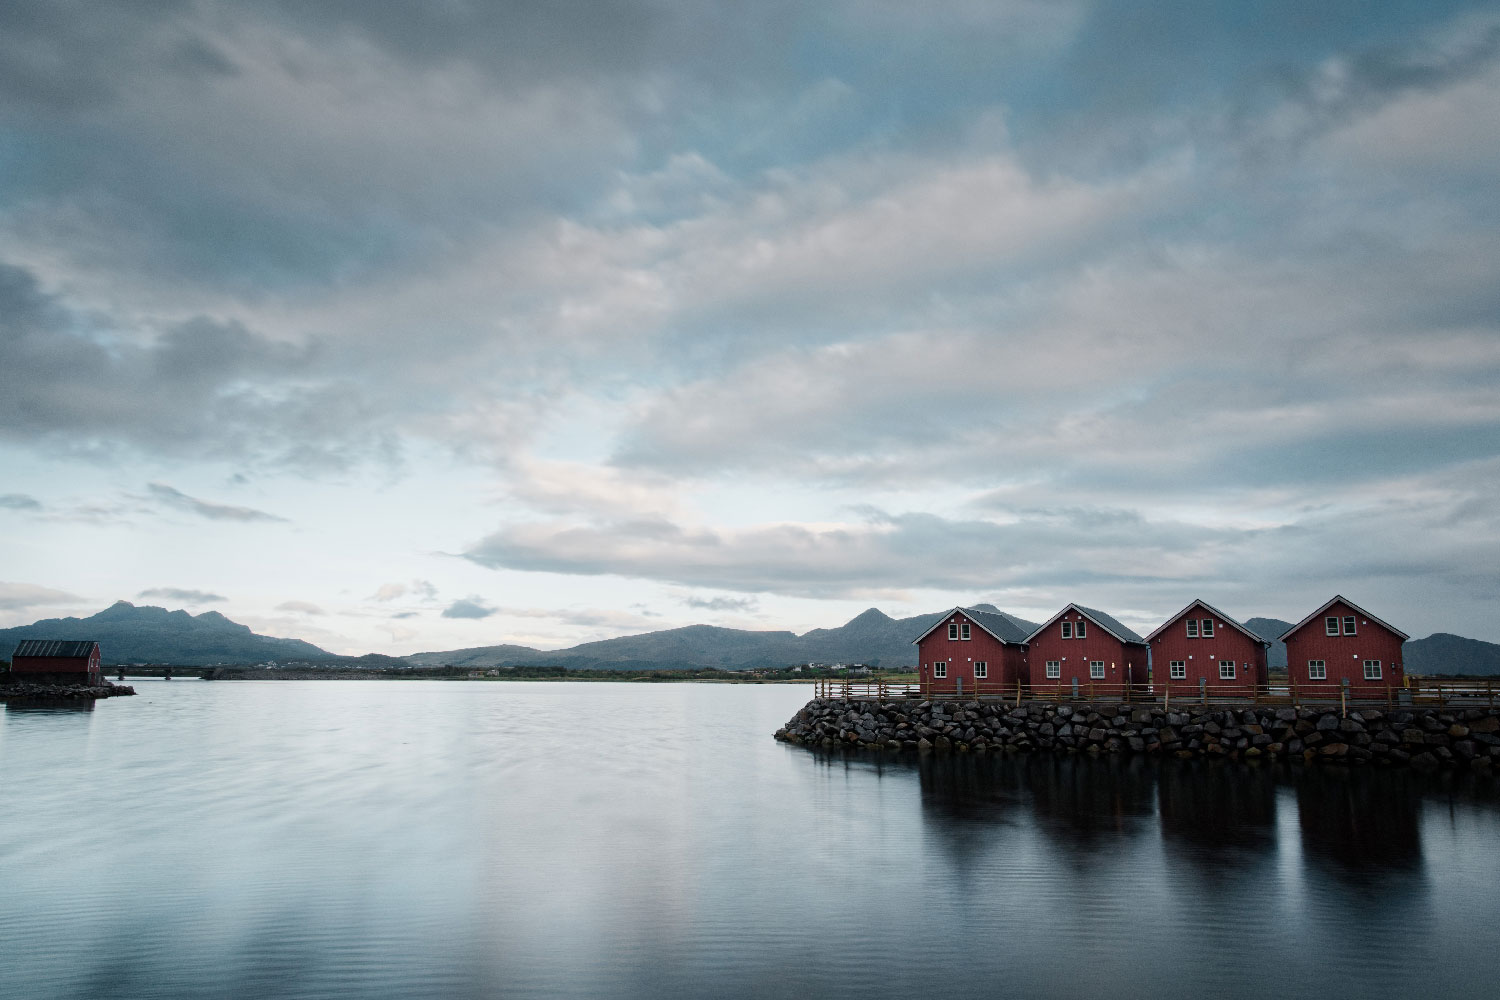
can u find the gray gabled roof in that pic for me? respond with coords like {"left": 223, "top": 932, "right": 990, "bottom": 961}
{"left": 13, "top": 639, "right": 99, "bottom": 659}
{"left": 1024, "top": 604, "right": 1148, "bottom": 645}
{"left": 911, "top": 607, "right": 1032, "bottom": 645}
{"left": 1278, "top": 595, "right": 1409, "bottom": 642}
{"left": 1144, "top": 599, "right": 1271, "bottom": 647}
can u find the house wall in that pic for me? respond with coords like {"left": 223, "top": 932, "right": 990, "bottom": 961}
{"left": 916, "top": 611, "right": 1027, "bottom": 696}
{"left": 1026, "top": 610, "right": 1147, "bottom": 689}
{"left": 11, "top": 653, "right": 101, "bottom": 685}
{"left": 1284, "top": 599, "right": 1404, "bottom": 695}
{"left": 1149, "top": 605, "right": 1269, "bottom": 692}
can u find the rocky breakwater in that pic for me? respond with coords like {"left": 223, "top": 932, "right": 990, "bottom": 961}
{"left": 0, "top": 676, "right": 136, "bottom": 701}
{"left": 774, "top": 698, "right": 1500, "bottom": 772}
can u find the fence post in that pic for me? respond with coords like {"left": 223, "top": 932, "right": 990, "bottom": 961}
{"left": 1016, "top": 677, "right": 1022, "bottom": 708}
{"left": 1164, "top": 684, "right": 1170, "bottom": 711}
{"left": 1340, "top": 678, "right": 1348, "bottom": 718}
{"left": 1200, "top": 677, "right": 1207, "bottom": 706}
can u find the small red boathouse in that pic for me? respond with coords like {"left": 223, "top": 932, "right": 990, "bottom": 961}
{"left": 9, "top": 640, "right": 103, "bottom": 685}
{"left": 1279, "top": 596, "right": 1406, "bottom": 696}
{"left": 1144, "top": 599, "right": 1270, "bottom": 694}
{"left": 913, "top": 607, "right": 1032, "bottom": 696}
{"left": 1025, "top": 604, "right": 1148, "bottom": 691}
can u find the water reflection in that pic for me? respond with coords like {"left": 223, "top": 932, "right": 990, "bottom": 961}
{"left": 5, "top": 698, "right": 96, "bottom": 713}
{"left": 1296, "top": 767, "right": 1423, "bottom": 875}
{"left": 1157, "top": 759, "right": 1277, "bottom": 862}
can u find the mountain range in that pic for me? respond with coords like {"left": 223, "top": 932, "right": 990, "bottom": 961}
{"left": 4, "top": 602, "right": 1499, "bottom": 675}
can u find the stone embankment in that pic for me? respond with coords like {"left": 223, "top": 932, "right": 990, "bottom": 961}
{"left": 775, "top": 698, "right": 1500, "bottom": 772}
{"left": 0, "top": 679, "right": 136, "bottom": 701}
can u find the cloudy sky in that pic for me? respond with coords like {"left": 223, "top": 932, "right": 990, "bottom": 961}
{"left": 2, "top": 1, "right": 1498, "bottom": 653}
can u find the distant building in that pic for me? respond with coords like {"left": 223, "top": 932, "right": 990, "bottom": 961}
{"left": 1144, "top": 600, "right": 1270, "bottom": 692}
{"left": 1279, "top": 596, "right": 1407, "bottom": 695}
{"left": 1025, "top": 605, "right": 1148, "bottom": 690}
{"left": 10, "top": 640, "right": 103, "bottom": 686}
{"left": 913, "top": 607, "right": 1032, "bottom": 696}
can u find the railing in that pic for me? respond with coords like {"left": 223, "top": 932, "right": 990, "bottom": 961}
{"left": 813, "top": 677, "right": 1500, "bottom": 710}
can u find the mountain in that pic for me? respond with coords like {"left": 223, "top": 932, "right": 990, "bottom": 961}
{"left": 0, "top": 601, "right": 333, "bottom": 666}
{"left": 407, "top": 603, "right": 1043, "bottom": 670}
{"left": 1244, "top": 617, "right": 1293, "bottom": 669}
{"left": 1405, "top": 633, "right": 1500, "bottom": 676}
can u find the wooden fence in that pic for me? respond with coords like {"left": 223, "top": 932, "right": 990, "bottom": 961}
{"left": 813, "top": 677, "right": 1499, "bottom": 710}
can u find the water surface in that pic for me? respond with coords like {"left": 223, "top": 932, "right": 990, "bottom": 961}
{"left": 2, "top": 681, "right": 1497, "bottom": 999}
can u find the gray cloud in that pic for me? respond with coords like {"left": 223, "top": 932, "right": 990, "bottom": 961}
{"left": 138, "top": 587, "right": 227, "bottom": 604}
{"left": 0, "top": 581, "right": 84, "bottom": 611}
{"left": 0, "top": 494, "right": 42, "bottom": 511}
{"left": 682, "top": 595, "right": 760, "bottom": 613}
{"left": 275, "top": 600, "right": 327, "bottom": 615}
{"left": 442, "top": 597, "right": 496, "bottom": 619}
{"left": 147, "top": 483, "right": 287, "bottom": 523}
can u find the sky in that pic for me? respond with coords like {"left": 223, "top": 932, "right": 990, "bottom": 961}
{"left": 2, "top": 1, "right": 1499, "bottom": 653}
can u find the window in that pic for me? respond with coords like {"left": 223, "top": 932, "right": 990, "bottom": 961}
{"left": 1308, "top": 660, "right": 1326, "bottom": 680}
{"left": 1201, "top": 619, "right": 1214, "bottom": 637}
{"left": 974, "top": 661, "right": 987, "bottom": 678}
{"left": 948, "top": 623, "right": 959, "bottom": 640}
{"left": 1169, "top": 660, "right": 1186, "bottom": 680}
{"left": 961, "top": 622, "right": 971, "bottom": 640}
{"left": 933, "top": 662, "right": 947, "bottom": 678}
{"left": 1186, "top": 619, "right": 1199, "bottom": 638}
{"left": 1045, "top": 660, "right": 1061, "bottom": 679}
{"left": 1090, "top": 661, "right": 1105, "bottom": 679}
{"left": 1325, "top": 616, "right": 1340, "bottom": 636}
{"left": 1076, "top": 620, "right": 1087, "bottom": 638}
{"left": 1061, "top": 621, "right": 1072, "bottom": 639}
{"left": 1343, "top": 616, "right": 1357, "bottom": 636}
{"left": 1364, "top": 660, "right": 1382, "bottom": 680}
{"left": 1219, "top": 660, "right": 1236, "bottom": 680}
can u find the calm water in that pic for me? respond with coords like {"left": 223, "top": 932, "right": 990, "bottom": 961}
{"left": 2, "top": 681, "right": 1498, "bottom": 1000}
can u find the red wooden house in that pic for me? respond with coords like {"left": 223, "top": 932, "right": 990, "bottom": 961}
{"left": 10, "top": 640, "right": 103, "bottom": 685}
{"left": 1144, "top": 599, "right": 1270, "bottom": 694}
{"left": 1279, "top": 596, "right": 1407, "bottom": 696}
{"left": 913, "top": 607, "right": 1032, "bottom": 697}
{"left": 1025, "top": 604, "right": 1148, "bottom": 691}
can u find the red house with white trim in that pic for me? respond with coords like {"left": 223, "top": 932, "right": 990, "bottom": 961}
{"left": 1144, "top": 599, "right": 1270, "bottom": 694}
{"left": 913, "top": 607, "right": 1032, "bottom": 697}
{"left": 1279, "top": 596, "right": 1407, "bottom": 696}
{"left": 1025, "top": 604, "right": 1148, "bottom": 691}
{"left": 10, "top": 640, "right": 103, "bottom": 685}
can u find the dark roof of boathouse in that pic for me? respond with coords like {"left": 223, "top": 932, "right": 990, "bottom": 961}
{"left": 13, "top": 639, "right": 99, "bottom": 659}
{"left": 911, "top": 607, "right": 1034, "bottom": 646}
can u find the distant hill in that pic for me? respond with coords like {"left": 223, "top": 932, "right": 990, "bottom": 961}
{"left": 407, "top": 603, "right": 1041, "bottom": 670}
{"left": 0, "top": 601, "right": 333, "bottom": 666}
{"left": 1406, "top": 633, "right": 1500, "bottom": 677}
{"left": 1244, "top": 617, "right": 1293, "bottom": 669}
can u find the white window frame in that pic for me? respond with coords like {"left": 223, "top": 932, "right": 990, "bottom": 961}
{"left": 1201, "top": 619, "right": 1214, "bottom": 638}
{"left": 948, "top": 623, "right": 959, "bottom": 640}
{"left": 974, "top": 661, "right": 987, "bottom": 678}
{"left": 1045, "top": 660, "right": 1060, "bottom": 679}
{"left": 1169, "top": 660, "right": 1186, "bottom": 680}
{"left": 1308, "top": 660, "right": 1326, "bottom": 681}
{"left": 1343, "top": 616, "right": 1357, "bottom": 636}
{"left": 1186, "top": 619, "right": 1199, "bottom": 638}
{"left": 1060, "top": 621, "right": 1072, "bottom": 639}
{"left": 1325, "top": 616, "right": 1340, "bottom": 636}
{"left": 933, "top": 662, "right": 947, "bottom": 678}
{"left": 1363, "top": 660, "right": 1382, "bottom": 680}
{"left": 1076, "top": 620, "right": 1087, "bottom": 639}
{"left": 1219, "top": 660, "right": 1236, "bottom": 680}
{"left": 1089, "top": 661, "right": 1105, "bottom": 680}
{"left": 961, "top": 622, "right": 971, "bottom": 641}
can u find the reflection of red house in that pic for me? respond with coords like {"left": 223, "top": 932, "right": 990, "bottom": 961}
{"left": 1025, "top": 604, "right": 1148, "bottom": 690}
{"left": 10, "top": 640, "right": 102, "bottom": 685}
{"left": 913, "top": 607, "right": 1032, "bottom": 696}
{"left": 1279, "top": 596, "right": 1407, "bottom": 696}
{"left": 1144, "top": 600, "right": 1270, "bottom": 693}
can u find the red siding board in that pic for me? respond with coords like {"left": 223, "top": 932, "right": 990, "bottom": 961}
{"left": 1027, "top": 610, "right": 1147, "bottom": 689}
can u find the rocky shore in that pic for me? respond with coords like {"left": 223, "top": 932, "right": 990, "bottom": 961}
{"left": 775, "top": 697, "right": 1500, "bottom": 772}
{"left": 0, "top": 679, "right": 136, "bottom": 701}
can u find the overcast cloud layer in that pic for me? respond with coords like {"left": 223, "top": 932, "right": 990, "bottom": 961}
{"left": 2, "top": 1, "right": 1498, "bottom": 651}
